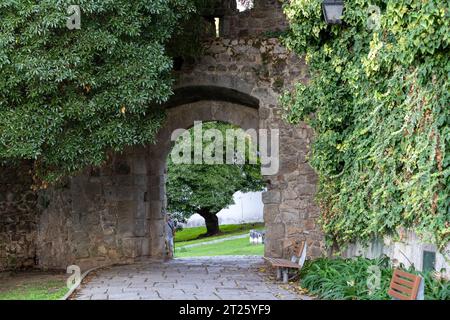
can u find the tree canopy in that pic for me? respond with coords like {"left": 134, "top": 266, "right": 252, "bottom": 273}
{"left": 0, "top": 0, "right": 207, "bottom": 183}
{"left": 282, "top": 0, "right": 449, "bottom": 249}
{"left": 166, "top": 122, "right": 265, "bottom": 235}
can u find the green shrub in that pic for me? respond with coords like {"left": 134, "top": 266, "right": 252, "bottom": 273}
{"left": 299, "top": 256, "right": 449, "bottom": 300}
{"left": 421, "top": 271, "right": 450, "bottom": 300}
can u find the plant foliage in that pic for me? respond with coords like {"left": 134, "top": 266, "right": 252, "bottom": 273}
{"left": 0, "top": 0, "right": 206, "bottom": 183}
{"left": 299, "top": 256, "right": 450, "bottom": 300}
{"left": 281, "top": 0, "right": 449, "bottom": 250}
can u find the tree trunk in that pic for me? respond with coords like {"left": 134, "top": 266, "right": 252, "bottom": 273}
{"left": 197, "top": 209, "right": 220, "bottom": 236}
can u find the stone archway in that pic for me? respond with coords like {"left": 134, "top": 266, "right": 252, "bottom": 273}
{"left": 144, "top": 76, "right": 323, "bottom": 261}
{"left": 139, "top": 1, "right": 325, "bottom": 266}
{"left": 0, "top": 3, "right": 325, "bottom": 271}
{"left": 22, "top": 39, "right": 324, "bottom": 271}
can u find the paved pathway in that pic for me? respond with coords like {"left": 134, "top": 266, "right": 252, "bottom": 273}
{"left": 72, "top": 256, "right": 309, "bottom": 300}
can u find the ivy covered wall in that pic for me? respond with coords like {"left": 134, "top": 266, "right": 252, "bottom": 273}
{"left": 281, "top": 0, "right": 449, "bottom": 251}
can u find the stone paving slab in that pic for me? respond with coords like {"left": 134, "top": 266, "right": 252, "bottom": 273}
{"left": 71, "top": 256, "right": 308, "bottom": 300}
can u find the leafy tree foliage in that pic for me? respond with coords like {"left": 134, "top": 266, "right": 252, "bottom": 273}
{"left": 282, "top": 0, "right": 449, "bottom": 249}
{"left": 0, "top": 0, "right": 204, "bottom": 183}
{"left": 166, "top": 122, "right": 265, "bottom": 236}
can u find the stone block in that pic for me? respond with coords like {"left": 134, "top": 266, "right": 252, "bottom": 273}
{"left": 104, "top": 186, "right": 136, "bottom": 201}
{"left": 117, "top": 201, "right": 136, "bottom": 236}
{"left": 134, "top": 219, "right": 147, "bottom": 237}
{"left": 280, "top": 210, "right": 300, "bottom": 223}
{"left": 262, "top": 190, "right": 280, "bottom": 204}
{"left": 149, "top": 201, "right": 163, "bottom": 219}
{"left": 296, "top": 184, "right": 316, "bottom": 196}
{"left": 286, "top": 224, "right": 304, "bottom": 236}
{"left": 121, "top": 238, "right": 138, "bottom": 258}
{"left": 266, "top": 224, "right": 285, "bottom": 241}
{"left": 263, "top": 204, "right": 279, "bottom": 222}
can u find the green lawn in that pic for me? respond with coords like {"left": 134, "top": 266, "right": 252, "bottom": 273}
{"left": 0, "top": 278, "right": 68, "bottom": 300}
{"left": 175, "top": 236, "right": 264, "bottom": 257}
{"left": 175, "top": 222, "right": 264, "bottom": 246}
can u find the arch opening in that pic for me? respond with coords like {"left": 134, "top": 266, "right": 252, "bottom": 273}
{"left": 147, "top": 99, "right": 265, "bottom": 260}
{"left": 162, "top": 86, "right": 260, "bottom": 109}
{"left": 164, "top": 120, "right": 267, "bottom": 259}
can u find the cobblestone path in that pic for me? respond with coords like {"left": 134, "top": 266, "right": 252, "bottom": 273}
{"left": 72, "top": 256, "right": 310, "bottom": 300}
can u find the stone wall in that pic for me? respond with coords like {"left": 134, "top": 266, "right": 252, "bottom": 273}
{"left": 221, "top": 0, "right": 288, "bottom": 38}
{"left": 0, "top": 162, "right": 38, "bottom": 271}
{"left": 1, "top": 149, "right": 166, "bottom": 271}
{"left": 344, "top": 231, "right": 450, "bottom": 279}
{"left": 36, "top": 149, "right": 152, "bottom": 271}
{"left": 183, "top": 191, "right": 264, "bottom": 227}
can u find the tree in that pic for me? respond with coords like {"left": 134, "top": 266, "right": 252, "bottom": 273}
{"left": 0, "top": 0, "right": 204, "bottom": 183}
{"left": 166, "top": 122, "right": 265, "bottom": 236}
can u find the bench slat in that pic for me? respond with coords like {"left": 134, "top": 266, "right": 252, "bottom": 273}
{"left": 390, "top": 282, "right": 413, "bottom": 295}
{"left": 264, "top": 257, "right": 301, "bottom": 268}
{"left": 394, "top": 269, "right": 417, "bottom": 281}
{"left": 392, "top": 275, "right": 414, "bottom": 289}
{"left": 388, "top": 289, "right": 412, "bottom": 301}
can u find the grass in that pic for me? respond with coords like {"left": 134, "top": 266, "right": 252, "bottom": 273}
{"left": 0, "top": 278, "right": 68, "bottom": 300}
{"left": 175, "top": 236, "right": 264, "bottom": 257}
{"left": 175, "top": 222, "right": 264, "bottom": 246}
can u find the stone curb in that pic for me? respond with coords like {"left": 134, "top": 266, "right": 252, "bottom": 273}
{"left": 61, "top": 259, "right": 165, "bottom": 300}
{"left": 61, "top": 264, "right": 112, "bottom": 301}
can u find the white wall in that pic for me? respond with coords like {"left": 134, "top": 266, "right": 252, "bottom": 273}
{"left": 182, "top": 191, "right": 264, "bottom": 227}
{"left": 345, "top": 231, "right": 450, "bottom": 279}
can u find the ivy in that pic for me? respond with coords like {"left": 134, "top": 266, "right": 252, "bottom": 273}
{"left": 281, "top": 0, "right": 449, "bottom": 250}
{"left": 167, "top": 122, "right": 265, "bottom": 219}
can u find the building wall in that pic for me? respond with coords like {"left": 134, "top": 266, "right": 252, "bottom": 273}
{"left": 345, "top": 231, "right": 450, "bottom": 279}
{"left": 182, "top": 191, "right": 264, "bottom": 228}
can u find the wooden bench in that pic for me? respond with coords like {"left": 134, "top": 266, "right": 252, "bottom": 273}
{"left": 264, "top": 241, "right": 307, "bottom": 283}
{"left": 388, "top": 269, "right": 424, "bottom": 300}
